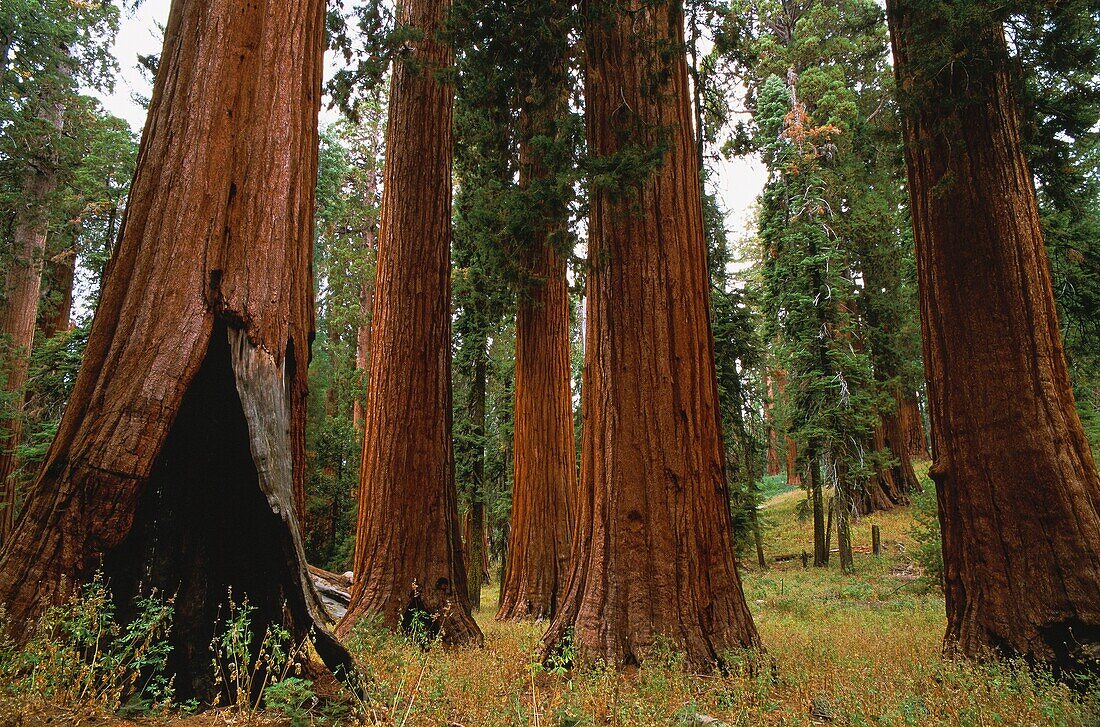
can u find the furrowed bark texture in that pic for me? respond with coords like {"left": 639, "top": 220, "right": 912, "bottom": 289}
{"left": 339, "top": 0, "right": 482, "bottom": 646}
{"left": 888, "top": 1, "right": 1100, "bottom": 672}
{"left": 352, "top": 110, "right": 382, "bottom": 435}
{"left": 540, "top": 0, "right": 759, "bottom": 670}
{"left": 898, "top": 392, "right": 928, "bottom": 459}
{"left": 499, "top": 212, "right": 576, "bottom": 621}
{"left": 0, "top": 0, "right": 355, "bottom": 699}
{"left": 0, "top": 111, "right": 62, "bottom": 543}
{"left": 880, "top": 404, "right": 919, "bottom": 497}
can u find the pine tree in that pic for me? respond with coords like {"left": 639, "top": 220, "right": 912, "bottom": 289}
{"left": 304, "top": 107, "right": 384, "bottom": 572}
{"left": 0, "top": 1, "right": 119, "bottom": 543}
{"left": 755, "top": 73, "right": 879, "bottom": 570}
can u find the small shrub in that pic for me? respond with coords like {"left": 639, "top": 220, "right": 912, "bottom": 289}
{"left": 263, "top": 675, "right": 318, "bottom": 725}
{"left": 209, "top": 589, "right": 313, "bottom": 715}
{"left": 540, "top": 626, "right": 576, "bottom": 676}
{"left": 0, "top": 572, "right": 175, "bottom": 714}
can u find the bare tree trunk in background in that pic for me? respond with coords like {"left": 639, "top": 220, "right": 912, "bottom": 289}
{"left": 352, "top": 104, "right": 384, "bottom": 434}
{"left": 879, "top": 400, "right": 920, "bottom": 498}
{"left": 338, "top": 0, "right": 482, "bottom": 646}
{"left": 888, "top": 0, "right": 1100, "bottom": 673}
{"left": 465, "top": 351, "right": 487, "bottom": 611}
{"left": 0, "top": 0, "right": 355, "bottom": 700}
{"left": 898, "top": 392, "right": 928, "bottom": 459}
{"left": 858, "top": 402, "right": 918, "bottom": 515}
{"left": 540, "top": 0, "right": 759, "bottom": 671}
{"left": 834, "top": 459, "right": 854, "bottom": 573}
{"left": 766, "top": 389, "right": 782, "bottom": 477}
{"left": 498, "top": 93, "right": 577, "bottom": 621}
{"left": 765, "top": 367, "right": 801, "bottom": 486}
{"left": 785, "top": 435, "right": 801, "bottom": 486}
{"left": 809, "top": 445, "right": 827, "bottom": 567}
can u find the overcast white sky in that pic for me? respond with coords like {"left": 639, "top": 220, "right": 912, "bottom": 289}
{"left": 95, "top": 0, "right": 765, "bottom": 246}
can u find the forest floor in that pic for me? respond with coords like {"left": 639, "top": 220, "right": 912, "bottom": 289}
{"left": 4, "top": 463, "right": 1099, "bottom": 726}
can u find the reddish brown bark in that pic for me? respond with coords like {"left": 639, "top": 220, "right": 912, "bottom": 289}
{"left": 888, "top": 1, "right": 1100, "bottom": 672}
{"left": 0, "top": 0, "right": 354, "bottom": 699}
{"left": 764, "top": 368, "right": 801, "bottom": 485}
{"left": 785, "top": 436, "right": 801, "bottom": 486}
{"left": 766, "top": 432, "right": 782, "bottom": 476}
{"left": 898, "top": 392, "right": 928, "bottom": 459}
{"left": 352, "top": 108, "right": 383, "bottom": 435}
{"left": 499, "top": 231, "right": 576, "bottom": 621}
{"left": 498, "top": 80, "right": 577, "bottom": 620}
{"left": 540, "top": 0, "right": 759, "bottom": 670}
{"left": 857, "top": 400, "right": 919, "bottom": 515}
{"left": 338, "top": 0, "right": 482, "bottom": 646}
{"left": 880, "top": 400, "right": 920, "bottom": 498}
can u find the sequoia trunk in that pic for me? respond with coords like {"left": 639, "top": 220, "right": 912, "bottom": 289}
{"left": 0, "top": 0, "right": 354, "bottom": 700}
{"left": 499, "top": 237, "right": 575, "bottom": 621}
{"left": 540, "top": 0, "right": 759, "bottom": 670}
{"left": 338, "top": 0, "right": 482, "bottom": 646}
{"left": 498, "top": 96, "right": 578, "bottom": 621}
{"left": 352, "top": 108, "right": 383, "bottom": 435}
{"left": 38, "top": 246, "right": 75, "bottom": 340}
{"left": 898, "top": 392, "right": 928, "bottom": 459}
{"left": 857, "top": 401, "right": 918, "bottom": 515}
{"left": 887, "top": 0, "right": 1100, "bottom": 672}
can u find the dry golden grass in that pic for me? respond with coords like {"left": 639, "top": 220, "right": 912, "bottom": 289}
{"left": 339, "top": 465, "right": 1099, "bottom": 726}
{"left": 4, "top": 463, "right": 1098, "bottom": 725}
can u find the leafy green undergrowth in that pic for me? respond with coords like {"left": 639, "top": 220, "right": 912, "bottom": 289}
{"left": 0, "top": 573, "right": 176, "bottom": 718}
{"left": 0, "top": 578, "right": 349, "bottom": 725}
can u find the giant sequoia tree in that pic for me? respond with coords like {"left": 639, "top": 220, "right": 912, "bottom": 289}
{"left": 0, "top": 0, "right": 354, "bottom": 699}
{"left": 887, "top": 0, "right": 1100, "bottom": 672}
{"left": 485, "top": 0, "right": 580, "bottom": 623}
{"left": 339, "top": 0, "right": 482, "bottom": 645}
{"left": 541, "top": 0, "right": 759, "bottom": 670}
